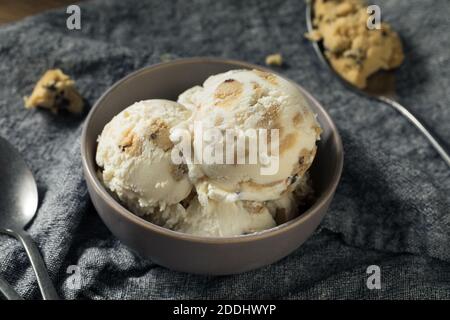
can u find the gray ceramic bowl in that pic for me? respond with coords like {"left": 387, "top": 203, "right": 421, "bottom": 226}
{"left": 81, "top": 58, "right": 343, "bottom": 275}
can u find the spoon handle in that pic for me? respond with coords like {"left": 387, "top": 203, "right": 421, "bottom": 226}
{"left": 0, "top": 228, "right": 59, "bottom": 300}
{"left": 0, "top": 276, "right": 23, "bottom": 300}
{"left": 379, "top": 96, "right": 450, "bottom": 168}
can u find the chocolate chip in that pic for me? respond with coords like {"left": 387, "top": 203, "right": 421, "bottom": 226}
{"left": 288, "top": 174, "right": 298, "bottom": 185}
{"left": 43, "top": 82, "right": 57, "bottom": 92}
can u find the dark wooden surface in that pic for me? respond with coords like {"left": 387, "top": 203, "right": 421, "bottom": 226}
{"left": 0, "top": 0, "right": 80, "bottom": 25}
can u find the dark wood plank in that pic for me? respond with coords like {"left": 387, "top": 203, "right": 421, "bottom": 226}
{"left": 0, "top": 0, "right": 82, "bottom": 25}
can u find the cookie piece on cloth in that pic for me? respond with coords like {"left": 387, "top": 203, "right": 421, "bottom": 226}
{"left": 24, "top": 69, "right": 84, "bottom": 114}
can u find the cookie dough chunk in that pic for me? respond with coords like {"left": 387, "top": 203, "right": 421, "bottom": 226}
{"left": 265, "top": 53, "right": 283, "bottom": 66}
{"left": 305, "top": 0, "right": 404, "bottom": 88}
{"left": 24, "top": 69, "right": 84, "bottom": 113}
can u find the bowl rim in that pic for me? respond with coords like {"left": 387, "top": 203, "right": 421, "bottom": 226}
{"left": 81, "top": 57, "right": 344, "bottom": 244}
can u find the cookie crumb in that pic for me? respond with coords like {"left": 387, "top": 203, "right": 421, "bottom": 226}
{"left": 265, "top": 53, "right": 283, "bottom": 67}
{"left": 257, "top": 104, "right": 280, "bottom": 128}
{"left": 214, "top": 79, "right": 243, "bottom": 107}
{"left": 253, "top": 69, "right": 278, "bottom": 85}
{"left": 160, "top": 53, "right": 173, "bottom": 62}
{"left": 304, "top": 30, "right": 322, "bottom": 42}
{"left": 24, "top": 69, "right": 84, "bottom": 114}
{"left": 148, "top": 118, "right": 174, "bottom": 151}
{"left": 118, "top": 128, "right": 142, "bottom": 156}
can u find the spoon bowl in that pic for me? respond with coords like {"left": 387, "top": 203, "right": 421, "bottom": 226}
{"left": 305, "top": 0, "right": 450, "bottom": 167}
{"left": 0, "top": 137, "right": 38, "bottom": 229}
{"left": 0, "top": 136, "right": 59, "bottom": 300}
{"left": 306, "top": 1, "right": 397, "bottom": 98}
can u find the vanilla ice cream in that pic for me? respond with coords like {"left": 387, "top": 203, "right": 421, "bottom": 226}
{"left": 170, "top": 172, "right": 313, "bottom": 237}
{"left": 96, "top": 99, "right": 193, "bottom": 216}
{"left": 175, "top": 197, "right": 276, "bottom": 237}
{"left": 96, "top": 69, "right": 320, "bottom": 238}
{"left": 178, "top": 69, "right": 321, "bottom": 203}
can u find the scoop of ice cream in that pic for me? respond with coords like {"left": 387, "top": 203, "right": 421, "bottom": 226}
{"left": 175, "top": 197, "right": 276, "bottom": 237}
{"left": 178, "top": 85, "right": 203, "bottom": 112}
{"left": 96, "top": 99, "right": 193, "bottom": 215}
{"left": 178, "top": 69, "right": 321, "bottom": 203}
{"left": 159, "top": 172, "right": 313, "bottom": 237}
{"left": 142, "top": 203, "right": 189, "bottom": 230}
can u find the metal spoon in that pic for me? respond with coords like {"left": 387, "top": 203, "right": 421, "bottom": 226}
{"left": 306, "top": 2, "right": 450, "bottom": 167}
{"left": 0, "top": 137, "right": 59, "bottom": 300}
{"left": 0, "top": 276, "right": 23, "bottom": 300}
